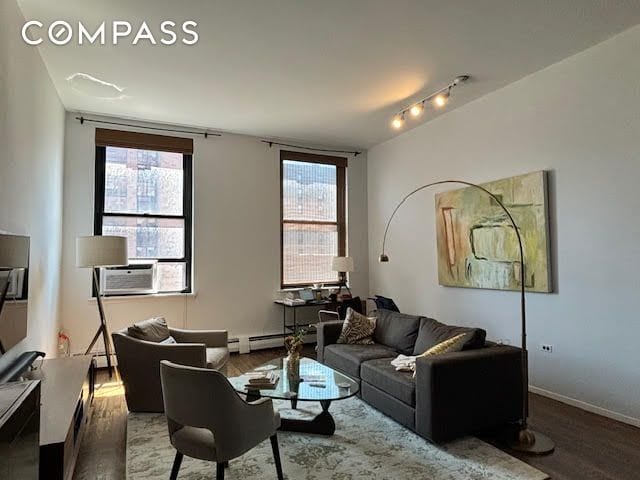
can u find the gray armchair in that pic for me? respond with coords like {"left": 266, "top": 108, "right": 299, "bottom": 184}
{"left": 112, "top": 326, "right": 229, "bottom": 413}
{"left": 160, "top": 360, "right": 284, "bottom": 480}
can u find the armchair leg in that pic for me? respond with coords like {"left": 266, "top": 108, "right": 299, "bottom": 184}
{"left": 170, "top": 452, "right": 183, "bottom": 480}
{"left": 270, "top": 434, "right": 284, "bottom": 480}
{"left": 216, "top": 462, "right": 225, "bottom": 480}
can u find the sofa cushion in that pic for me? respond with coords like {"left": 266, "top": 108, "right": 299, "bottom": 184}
{"left": 127, "top": 317, "right": 170, "bottom": 343}
{"left": 361, "top": 358, "right": 416, "bottom": 406}
{"left": 373, "top": 309, "right": 421, "bottom": 355}
{"left": 413, "top": 317, "right": 486, "bottom": 355}
{"left": 206, "top": 347, "right": 229, "bottom": 371}
{"left": 323, "top": 343, "right": 397, "bottom": 379}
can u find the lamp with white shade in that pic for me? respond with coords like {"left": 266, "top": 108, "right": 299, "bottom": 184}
{"left": 76, "top": 235, "right": 128, "bottom": 377}
{"left": 331, "top": 256, "right": 354, "bottom": 298}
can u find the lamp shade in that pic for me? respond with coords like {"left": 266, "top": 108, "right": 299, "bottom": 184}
{"left": 331, "top": 256, "right": 354, "bottom": 272}
{"left": 76, "top": 236, "right": 128, "bottom": 268}
{"left": 0, "top": 234, "right": 30, "bottom": 269}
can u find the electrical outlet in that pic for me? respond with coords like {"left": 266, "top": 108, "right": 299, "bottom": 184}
{"left": 541, "top": 344, "right": 553, "bottom": 353}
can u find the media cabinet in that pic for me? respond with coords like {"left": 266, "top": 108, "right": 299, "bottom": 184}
{"left": 26, "top": 356, "right": 95, "bottom": 480}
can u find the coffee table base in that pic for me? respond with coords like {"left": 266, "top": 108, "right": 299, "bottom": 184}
{"left": 247, "top": 392, "right": 336, "bottom": 436}
{"left": 279, "top": 400, "right": 336, "bottom": 436}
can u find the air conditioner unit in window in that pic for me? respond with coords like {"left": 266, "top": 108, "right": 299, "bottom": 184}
{"left": 100, "top": 261, "right": 158, "bottom": 295}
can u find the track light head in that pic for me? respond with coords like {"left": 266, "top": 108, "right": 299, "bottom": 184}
{"left": 409, "top": 103, "right": 424, "bottom": 117}
{"left": 433, "top": 92, "right": 449, "bottom": 108}
{"left": 391, "top": 114, "right": 404, "bottom": 129}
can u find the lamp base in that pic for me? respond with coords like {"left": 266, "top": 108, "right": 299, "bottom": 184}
{"left": 508, "top": 428, "right": 555, "bottom": 455}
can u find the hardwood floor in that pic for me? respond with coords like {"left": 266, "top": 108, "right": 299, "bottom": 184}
{"left": 73, "top": 347, "right": 640, "bottom": 480}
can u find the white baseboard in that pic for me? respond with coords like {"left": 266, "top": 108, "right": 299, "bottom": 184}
{"left": 228, "top": 336, "right": 284, "bottom": 353}
{"left": 228, "top": 334, "right": 315, "bottom": 354}
{"left": 529, "top": 385, "right": 640, "bottom": 428}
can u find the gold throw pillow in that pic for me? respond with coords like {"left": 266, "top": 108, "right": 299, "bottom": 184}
{"left": 413, "top": 332, "right": 470, "bottom": 378}
{"left": 419, "top": 332, "right": 469, "bottom": 357}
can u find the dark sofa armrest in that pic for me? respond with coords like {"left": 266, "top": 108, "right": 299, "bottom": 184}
{"left": 169, "top": 328, "right": 228, "bottom": 348}
{"left": 315, "top": 320, "right": 344, "bottom": 363}
{"left": 415, "top": 345, "right": 523, "bottom": 443}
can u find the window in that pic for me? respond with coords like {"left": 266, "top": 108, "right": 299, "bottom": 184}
{"left": 280, "top": 150, "right": 347, "bottom": 288}
{"left": 94, "top": 129, "right": 193, "bottom": 293}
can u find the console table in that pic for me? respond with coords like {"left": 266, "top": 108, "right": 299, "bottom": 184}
{"left": 275, "top": 300, "right": 338, "bottom": 336}
{"left": 25, "top": 356, "right": 94, "bottom": 480}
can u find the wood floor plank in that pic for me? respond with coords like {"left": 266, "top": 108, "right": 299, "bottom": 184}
{"left": 72, "top": 347, "right": 640, "bottom": 480}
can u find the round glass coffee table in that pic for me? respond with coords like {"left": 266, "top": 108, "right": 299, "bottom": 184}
{"left": 228, "top": 357, "right": 359, "bottom": 435}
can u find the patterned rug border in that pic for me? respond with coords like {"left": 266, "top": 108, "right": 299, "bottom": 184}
{"left": 127, "top": 397, "right": 549, "bottom": 480}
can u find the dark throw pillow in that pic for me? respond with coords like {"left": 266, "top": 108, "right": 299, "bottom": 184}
{"left": 413, "top": 317, "right": 486, "bottom": 355}
{"left": 127, "top": 317, "right": 171, "bottom": 343}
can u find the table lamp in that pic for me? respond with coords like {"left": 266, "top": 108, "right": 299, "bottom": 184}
{"left": 331, "top": 256, "right": 354, "bottom": 298}
{"left": 76, "top": 235, "right": 128, "bottom": 377}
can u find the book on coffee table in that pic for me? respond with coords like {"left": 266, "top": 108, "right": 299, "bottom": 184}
{"left": 244, "top": 371, "right": 280, "bottom": 390}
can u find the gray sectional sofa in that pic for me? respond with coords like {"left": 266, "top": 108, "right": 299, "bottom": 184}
{"left": 316, "top": 309, "right": 523, "bottom": 443}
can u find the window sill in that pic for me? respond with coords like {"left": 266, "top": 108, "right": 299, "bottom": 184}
{"left": 88, "top": 292, "right": 197, "bottom": 304}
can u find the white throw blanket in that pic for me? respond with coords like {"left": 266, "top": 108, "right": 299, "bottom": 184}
{"left": 390, "top": 354, "right": 417, "bottom": 372}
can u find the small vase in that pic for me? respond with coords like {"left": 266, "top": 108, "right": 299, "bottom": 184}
{"left": 286, "top": 351, "right": 300, "bottom": 374}
{"left": 286, "top": 351, "right": 301, "bottom": 394}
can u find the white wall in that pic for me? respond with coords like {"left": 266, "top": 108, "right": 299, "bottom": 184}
{"left": 60, "top": 114, "right": 368, "bottom": 351}
{"left": 368, "top": 26, "right": 640, "bottom": 423}
{"left": 0, "top": 0, "right": 65, "bottom": 364}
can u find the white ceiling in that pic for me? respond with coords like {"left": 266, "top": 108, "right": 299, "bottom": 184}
{"left": 18, "top": 1, "right": 640, "bottom": 149}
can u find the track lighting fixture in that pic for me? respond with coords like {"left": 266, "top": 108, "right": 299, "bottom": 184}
{"left": 391, "top": 75, "right": 469, "bottom": 129}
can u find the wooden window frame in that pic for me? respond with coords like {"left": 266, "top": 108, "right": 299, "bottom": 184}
{"left": 94, "top": 129, "right": 193, "bottom": 295}
{"left": 280, "top": 150, "right": 347, "bottom": 289}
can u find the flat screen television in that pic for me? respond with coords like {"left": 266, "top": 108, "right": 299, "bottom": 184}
{"left": 0, "top": 234, "right": 30, "bottom": 355}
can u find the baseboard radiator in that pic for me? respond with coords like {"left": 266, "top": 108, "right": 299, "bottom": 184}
{"left": 228, "top": 332, "right": 315, "bottom": 354}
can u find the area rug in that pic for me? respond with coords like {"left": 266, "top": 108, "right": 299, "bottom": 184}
{"left": 127, "top": 397, "right": 548, "bottom": 479}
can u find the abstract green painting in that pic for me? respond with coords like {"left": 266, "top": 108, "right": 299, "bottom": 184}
{"left": 435, "top": 171, "right": 552, "bottom": 293}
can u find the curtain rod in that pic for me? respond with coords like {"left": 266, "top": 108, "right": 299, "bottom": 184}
{"left": 261, "top": 140, "right": 361, "bottom": 156}
{"left": 75, "top": 116, "right": 221, "bottom": 138}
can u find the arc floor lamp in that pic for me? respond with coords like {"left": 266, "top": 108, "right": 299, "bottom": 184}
{"left": 379, "top": 180, "right": 554, "bottom": 455}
